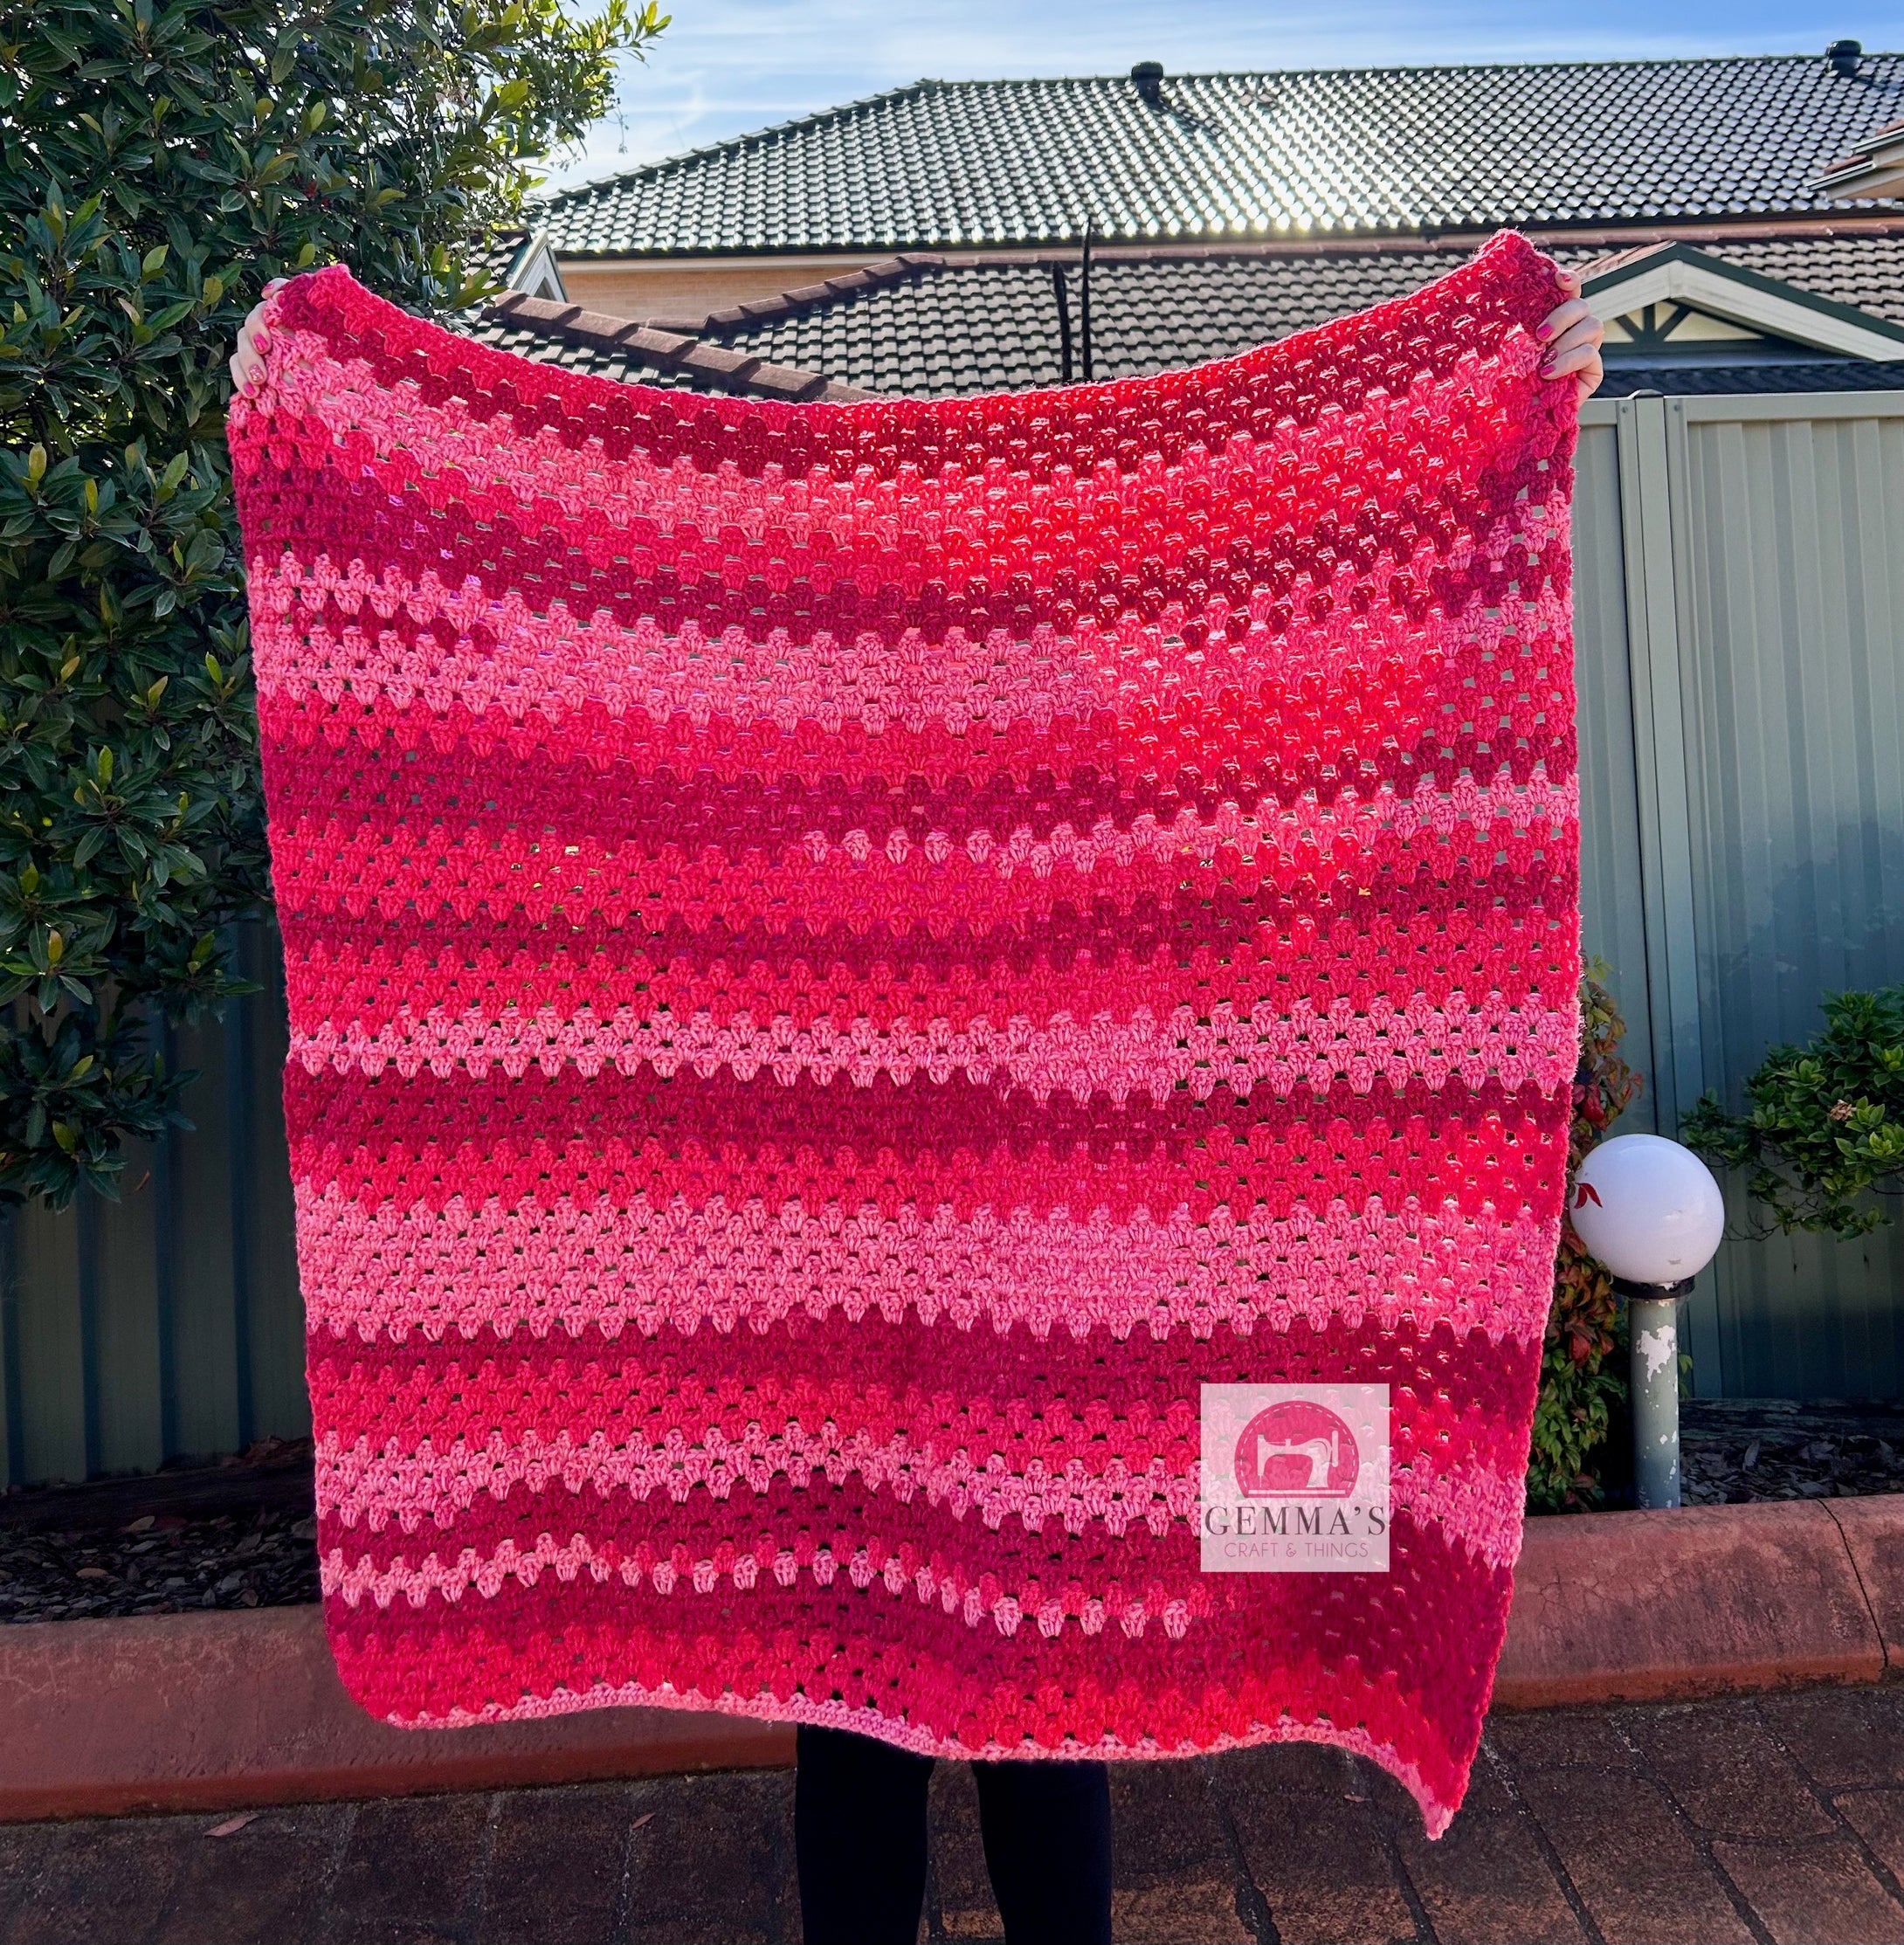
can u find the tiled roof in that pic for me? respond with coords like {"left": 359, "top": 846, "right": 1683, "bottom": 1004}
{"left": 693, "top": 249, "right": 1486, "bottom": 393}
{"left": 506, "top": 233, "right": 1904, "bottom": 397}
{"left": 539, "top": 54, "right": 1904, "bottom": 257}
{"left": 468, "top": 229, "right": 536, "bottom": 291}
{"left": 470, "top": 234, "right": 1904, "bottom": 402}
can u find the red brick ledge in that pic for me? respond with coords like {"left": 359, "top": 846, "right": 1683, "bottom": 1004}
{"left": 3, "top": 1496, "right": 1897, "bottom": 1822}
{"left": 1491, "top": 1496, "right": 1894, "bottom": 1708}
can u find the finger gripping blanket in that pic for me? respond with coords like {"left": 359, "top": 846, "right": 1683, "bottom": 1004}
{"left": 230, "top": 231, "right": 1580, "bottom": 1836}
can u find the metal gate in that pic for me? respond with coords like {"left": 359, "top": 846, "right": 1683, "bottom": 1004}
{"left": 3, "top": 393, "right": 1902, "bottom": 1486}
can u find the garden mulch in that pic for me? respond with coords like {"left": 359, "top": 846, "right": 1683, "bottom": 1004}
{"left": 3, "top": 1401, "right": 1903, "bottom": 1626}
{"left": 0, "top": 1441, "right": 319, "bottom": 1625}
{"left": 1680, "top": 1399, "right": 1904, "bottom": 1507}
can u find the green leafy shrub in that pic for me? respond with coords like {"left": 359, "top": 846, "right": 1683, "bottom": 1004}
{"left": 1686, "top": 984, "right": 1904, "bottom": 1238}
{"left": 1, "top": 0, "right": 661, "bottom": 1208}
{"left": 1526, "top": 965, "right": 1643, "bottom": 1513}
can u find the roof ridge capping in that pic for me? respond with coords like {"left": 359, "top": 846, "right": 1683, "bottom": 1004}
{"left": 483, "top": 291, "right": 874, "bottom": 401}
{"left": 689, "top": 254, "right": 946, "bottom": 334}
{"left": 933, "top": 49, "right": 1903, "bottom": 79}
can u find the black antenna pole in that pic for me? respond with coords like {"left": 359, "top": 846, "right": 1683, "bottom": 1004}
{"left": 1080, "top": 217, "right": 1094, "bottom": 382}
{"left": 1052, "top": 262, "right": 1073, "bottom": 383}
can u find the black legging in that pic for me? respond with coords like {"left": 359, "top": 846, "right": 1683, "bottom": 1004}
{"left": 795, "top": 1724, "right": 1114, "bottom": 1945}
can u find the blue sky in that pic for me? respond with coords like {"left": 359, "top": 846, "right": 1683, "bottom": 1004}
{"left": 539, "top": 3, "right": 1904, "bottom": 190}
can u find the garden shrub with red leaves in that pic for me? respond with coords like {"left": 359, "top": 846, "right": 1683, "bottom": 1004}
{"left": 1527, "top": 964, "right": 1643, "bottom": 1512}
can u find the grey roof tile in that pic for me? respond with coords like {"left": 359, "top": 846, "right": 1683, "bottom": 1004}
{"left": 469, "top": 227, "right": 535, "bottom": 288}
{"left": 466, "top": 313, "right": 710, "bottom": 390}
{"left": 469, "top": 232, "right": 1904, "bottom": 403}
{"left": 667, "top": 234, "right": 1904, "bottom": 395}
{"left": 538, "top": 56, "right": 1904, "bottom": 257}
{"left": 467, "top": 296, "right": 868, "bottom": 400}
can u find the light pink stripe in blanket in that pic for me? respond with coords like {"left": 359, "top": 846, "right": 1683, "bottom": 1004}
{"left": 293, "top": 1186, "right": 1561, "bottom": 1348}
{"left": 317, "top": 1425, "right": 1528, "bottom": 1570}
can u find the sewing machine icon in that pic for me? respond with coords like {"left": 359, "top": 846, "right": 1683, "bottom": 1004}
{"left": 1233, "top": 1402, "right": 1360, "bottom": 1498}
{"left": 1256, "top": 1430, "right": 1341, "bottom": 1492}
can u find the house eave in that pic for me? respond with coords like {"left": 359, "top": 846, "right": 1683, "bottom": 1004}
{"left": 1581, "top": 245, "right": 1904, "bottom": 361}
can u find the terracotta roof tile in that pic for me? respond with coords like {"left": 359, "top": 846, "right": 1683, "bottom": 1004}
{"left": 624, "top": 326, "right": 696, "bottom": 359}
{"left": 745, "top": 362, "right": 835, "bottom": 400}
{"left": 469, "top": 301, "right": 873, "bottom": 401}
{"left": 674, "top": 343, "right": 761, "bottom": 379}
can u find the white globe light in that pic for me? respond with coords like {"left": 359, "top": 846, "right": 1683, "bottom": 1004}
{"left": 1569, "top": 1134, "right": 1726, "bottom": 1286}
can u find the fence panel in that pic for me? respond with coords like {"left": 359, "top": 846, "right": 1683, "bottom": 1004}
{"left": 1668, "top": 396, "right": 1904, "bottom": 1399}
{"left": 1571, "top": 416, "right": 1660, "bottom": 1128}
{"left": 0, "top": 933, "right": 306, "bottom": 1489}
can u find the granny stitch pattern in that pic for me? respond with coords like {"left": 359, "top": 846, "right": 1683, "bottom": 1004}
{"left": 229, "top": 231, "right": 1580, "bottom": 1836}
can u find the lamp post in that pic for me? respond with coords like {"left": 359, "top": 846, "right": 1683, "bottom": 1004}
{"left": 1567, "top": 1134, "right": 1727, "bottom": 1509}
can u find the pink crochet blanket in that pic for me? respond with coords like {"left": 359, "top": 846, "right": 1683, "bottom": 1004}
{"left": 230, "top": 231, "right": 1579, "bottom": 1835}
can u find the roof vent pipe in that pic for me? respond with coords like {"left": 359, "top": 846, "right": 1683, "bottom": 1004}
{"left": 1079, "top": 218, "right": 1094, "bottom": 382}
{"left": 1131, "top": 60, "right": 1165, "bottom": 105}
{"left": 1827, "top": 39, "right": 1863, "bottom": 77}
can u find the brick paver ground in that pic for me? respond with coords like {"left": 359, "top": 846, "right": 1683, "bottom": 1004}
{"left": 10, "top": 1688, "right": 1904, "bottom": 1944}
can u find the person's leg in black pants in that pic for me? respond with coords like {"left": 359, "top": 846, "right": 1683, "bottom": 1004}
{"left": 796, "top": 1725, "right": 935, "bottom": 1944}
{"left": 973, "top": 1756, "right": 1114, "bottom": 1945}
{"left": 795, "top": 1724, "right": 1114, "bottom": 1945}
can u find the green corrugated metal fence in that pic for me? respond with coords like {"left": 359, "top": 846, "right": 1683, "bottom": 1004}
{"left": 2, "top": 392, "right": 1901, "bottom": 1486}
{"left": 1565, "top": 393, "right": 1904, "bottom": 1399}
{"left": 1662, "top": 396, "right": 1904, "bottom": 1396}
{"left": 1, "top": 930, "right": 307, "bottom": 1487}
